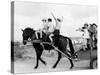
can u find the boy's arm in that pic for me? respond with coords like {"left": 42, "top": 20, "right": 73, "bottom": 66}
{"left": 51, "top": 12, "right": 57, "bottom": 21}
{"left": 51, "top": 12, "right": 58, "bottom": 27}
{"left": 76, "top": 28, "right": 84, "bottom": 32}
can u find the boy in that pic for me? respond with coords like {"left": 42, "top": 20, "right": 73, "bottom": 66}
{"left": 47, "top": 18, "right": 55, "bottom": 43}
{"left": 35, "top": 18, "right": 48, "bottom": 40}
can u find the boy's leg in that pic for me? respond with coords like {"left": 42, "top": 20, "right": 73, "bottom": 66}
{"left": 49, "top": 33, "right": 54, "bottom": 43}
{"left": 39, "top": 30, "right": 42, "bottom": 39}
{"left": 35, "top": 31, "right": 39, "bottom": 39}
{"left": 35, "top": 30, "right": 42, "bottom": 40}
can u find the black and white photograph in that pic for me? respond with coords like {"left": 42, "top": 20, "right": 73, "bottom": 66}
{"left": 11, "top": 1, "right": 98, "bottom": 74}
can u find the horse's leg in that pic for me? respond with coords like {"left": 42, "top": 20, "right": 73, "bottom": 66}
{"left": 39, "top": 47, "right": 46, "bottom": 65}
{"left": 40, "top": 57, "right": 47, "bottom": 65}
{"left": 68, "top": 38, "right": 75, "bottom": 55}
{"left": 52, "top": 52, "right": 62, "bottom": 68}
{"left": 34, "top": 51, "right": 39, "bottom": 69}
{"left": 62, "top": 50, "right": 74, "bottom": 69}
{"left": 68, "top": 58, "right": 74, "bottom": 69}
{"left": 34, "top": 44, "right": 43, "bottom": 69}
{"left": 34, "top": 54, "right": 39, "bottom": 69}
{"left": 34, "top": 48, "right": 46, "bottom": 69}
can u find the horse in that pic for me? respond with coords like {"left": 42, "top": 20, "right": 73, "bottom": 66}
{"left": 21, "top": 27, "right": 78, "bottom": 69}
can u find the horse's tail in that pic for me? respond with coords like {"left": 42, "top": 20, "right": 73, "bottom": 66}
{"left": 64, "top": 36, "right": 75, "bottom": 55}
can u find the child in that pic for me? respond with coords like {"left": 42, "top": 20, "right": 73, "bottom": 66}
{"left": 47, "top": 18, "right": 55, "bottom": 43}
{"left": 53, "top": 17, "right": 63, "bottom": 36}
{"left": 89, "top": 23, "right": 97, "bottom": 48}
{"left": 35, "top": 18, "right": 48, "bottom": 40}
{"left": 49, "top": 13, "right": 63, "bottom": 43}
{"left": 51, "top": 13, "right": 63, "bottom": 36}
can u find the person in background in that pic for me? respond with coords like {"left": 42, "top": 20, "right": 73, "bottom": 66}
{"left": 92, "top": 23, "right": 97, "bottom": 49}
{"left": 76, "top": 23, "right": 89, "bottom": 51}
{"left": 92, "top": 23, "right": 97, "bottom": 41}
{"left": 88, "top": 23, "right": 97, "bottom": 49}
{"left": 82, "top": 23, "right": 90, "bottom": 51}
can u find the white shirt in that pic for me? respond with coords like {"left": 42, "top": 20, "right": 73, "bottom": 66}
{"left": 55, "top": 21, "right": 62, "bottom": 30}
{"left": 48, "top": 23, "right": 55, "bottom": 33}
{"left": 82, "top": 29, "right": 89, "bottom": 39}
{"left": 42, "top": 22, "right": 48, "bottom": 30}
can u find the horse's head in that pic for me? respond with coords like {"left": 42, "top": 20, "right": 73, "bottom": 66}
{"left": 21, "top": 27, "right": 35, "bottom": 45}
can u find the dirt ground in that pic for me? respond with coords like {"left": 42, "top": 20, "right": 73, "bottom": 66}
{"left": 13, "top": 46, "right": 95, "bottom": 74}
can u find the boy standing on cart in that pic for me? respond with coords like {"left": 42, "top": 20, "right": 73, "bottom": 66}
{"left": 49, "top": 13, "right": 63, "bottom": 43}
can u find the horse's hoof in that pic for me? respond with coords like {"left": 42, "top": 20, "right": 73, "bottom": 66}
{"left": 44, "top": 62, "right": 47, "bottom": 66}
{"left": 52, "top": 65, "right": 56, "bottom": 68}
{"left": 34, "top": 66, "right": 38, "bottom": 69}
{"left": 70, "top": 66, "right": 74, "bottom": 69}
{"left": 42, "top": 61, "right": 47, "bottom": 66}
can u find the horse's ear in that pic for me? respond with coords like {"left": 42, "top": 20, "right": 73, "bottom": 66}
{"left": 21, "top": 29, "right": 24, "bottom": 32}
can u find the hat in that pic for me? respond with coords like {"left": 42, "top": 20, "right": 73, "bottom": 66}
{"left": 93, "top": 23, "right": 97, "bottom": 27}
{"left": 84, "top": 23, "right": 88, "bottom": 26}
{"left": 41, "top": 18, "right": 47, "bottom": 22}
{"left": 48, "top": 18, "right": 52, "bottom": 22}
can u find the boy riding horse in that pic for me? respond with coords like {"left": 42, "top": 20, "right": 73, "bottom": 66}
{"left": 35, "top": 12, "right": 63, "bottom": 44}
{"left": 34, "top": 14, "right": 78, "bottom": 61}
{"left": 35, "top": 18, "right": 49, "bottom": 40}
{"left": 47, "top": 13, "right": 63, "bottom": 44}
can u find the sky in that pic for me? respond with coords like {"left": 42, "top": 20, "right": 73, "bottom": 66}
{"left": 14, "top": 1, "right": 98, "bottom": 41}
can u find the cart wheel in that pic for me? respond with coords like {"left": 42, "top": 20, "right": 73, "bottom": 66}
{"left": 90, "top": 57, "right": 97, "bottom": 69}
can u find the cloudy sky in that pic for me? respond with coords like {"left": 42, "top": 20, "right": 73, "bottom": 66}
{"left": 14, "top": 1, "right": 98, "bottom": 41}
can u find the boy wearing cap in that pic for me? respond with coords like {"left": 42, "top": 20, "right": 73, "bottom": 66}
{"left": 47, "top": 18, "right": 55, "bottom": 43}
{"left": 35, "top": 18, "right": 48, "bottom": 40}
{"left": 53, "top": 17, "right": 63, "bottom": 37}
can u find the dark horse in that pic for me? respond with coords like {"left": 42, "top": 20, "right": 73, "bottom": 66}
{"left": 22, "top": 27, "right": 78, "bottom": 69}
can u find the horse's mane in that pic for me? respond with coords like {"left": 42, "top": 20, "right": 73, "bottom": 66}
{"left": 24, "top": 27, "right": 36, "bottom": 33}
{"left": 24, "top": 27, "right": 34, "bottom": 31}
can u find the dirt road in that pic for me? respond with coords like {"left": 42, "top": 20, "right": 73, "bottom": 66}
{"left": 14, "top": 47, "right": 91, "bottom": 73}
